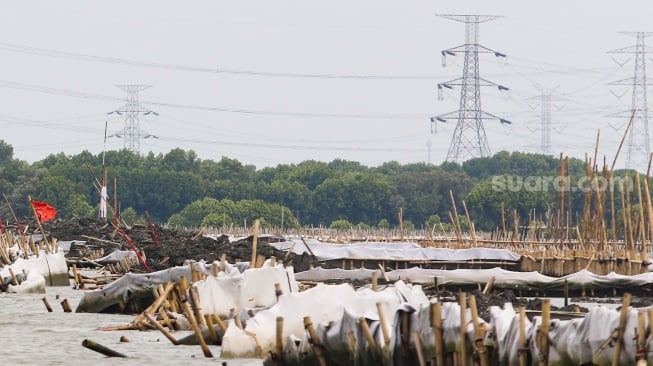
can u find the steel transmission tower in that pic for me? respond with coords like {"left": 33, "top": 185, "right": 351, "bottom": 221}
{"left": 526, "top": 86, "right": 565, "bottom": 155}
{"left": 432, "top": 14, "right": 511, "bottom": 163}
{"left": 608, "top": 32, "right": 652, "bottom": 169}
{"left": 108, "top": 85, "right": 158, "bottom": 154}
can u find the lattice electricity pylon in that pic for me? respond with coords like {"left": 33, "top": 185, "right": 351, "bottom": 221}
{"left": 107, "top": 85, "right": 158, "bottom": 154}
{"left": 525, "top": 85, "right": 566, "bottom": 155}
{"left": 607, "top": 32, "right": 653, "bottom": 169}
{"left": 432, "top": 14, "right": 511, "bottom": 163}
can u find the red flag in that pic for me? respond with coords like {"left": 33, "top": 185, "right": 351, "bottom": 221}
{"left": 31, "top": 200, "right": 57, "bottom": 222}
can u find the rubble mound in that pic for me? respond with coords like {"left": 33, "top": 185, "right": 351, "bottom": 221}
{"left": 44, "top": 218, "right": 319, "bottom": 272}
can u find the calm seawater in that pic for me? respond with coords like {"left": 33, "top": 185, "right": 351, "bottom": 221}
{"left": 0, "top": 283, "right": 261, "bottom": 366}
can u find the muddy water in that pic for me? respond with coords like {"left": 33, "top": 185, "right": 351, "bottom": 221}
{"left": 0, "top": 284, "right": 261, "bottom": 365}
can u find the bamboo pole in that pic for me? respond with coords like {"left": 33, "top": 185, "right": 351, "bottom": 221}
{"left": 462, "top": 200, "right": 476, "bottom": 246}
{"left": 27, "top": 195, "right": 49, "bottom": 251}
{"left": 144, "top": 312, "right": 180, "bottom": 345}
{"left": 459, "top": 292, "right": 469, "bottom": 366}
{"left": 449, "top": 191, "right": 463, "bottom": 244}
{"left": 275, "top": 316, "right": 284, "bottom": 365}
{"left": 189, "top": 286, "right": 207, "bottom": 327}
{"left": 211, "top": 314, "right": 227, "bottom": 333}
{"left": 538, "top": 299, "right": 551, "bottom": 366}
{"left": 8, "top": 267, "right": 19, "bottom": 285}
{"left": 432, "top": 302, "right": 445, "bottom": 366}
{"left": 82, "top": 339, "right": 127, "bottom": 358}
{"left": 60, "top": 299, "right": 72, "bottom": 313}
{"left": 518, "top": 307, "right": 527, "bottom": 366}
{"left": 181, "top": 300, "right": 213, "bottom": 358}
{"left": 642, "top": 157, "right": 653, "bottom": 263}
{"left": 303, "top": 316, "right": 327, "bottom": 366}
{"left": 610, "top": 109, "right": 637, "bottom": 172}
{"left": 413, "top": 331, "right": 426, "bottom": 366}
{"left": 42, "top": 297, "right": 53, "bottom": 312}
{"left": 399, "top": 207, "right": 404, "bottom": 242}
{"left": 612, "top": 293, "right": 632, "bottom": 366}
{"left": 483, "top": 276, "right": 495, "bottom": 294}
{"left": 469, "top": 295, "right": 488, "bottom": 366}
{"left": 501, "top": 202, "right": 507, "bottom": 240}
{"left": 636, "top": 311, "right": 647, "bottom": 365}
{"left": 359, "top": 317, "right": 379, "bottom": 360}
{"left": 376, "top": 302, "right": 391, "bottom": 346}
{"left": 250, "top": 219, "right": 260, "bottom": 268}
{"left": 205, "top": 315, "right": 218, "bottom": 344}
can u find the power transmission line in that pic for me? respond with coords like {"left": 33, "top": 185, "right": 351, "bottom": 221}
{"left": 0, "top": 78, "right": 429, "bottom": 119}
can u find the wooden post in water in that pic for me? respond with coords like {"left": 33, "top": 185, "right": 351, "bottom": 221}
{"left": 144, "top": 312, "right": 179, "bottom": 345}
{"left": 61, "top": 298, "right": 72, "bottom": 312}
{"left": 42, "top": 297, "right": 53, "bottom": 312}
{"left": 82, "top": 339, "right": 127, "bottom": 358}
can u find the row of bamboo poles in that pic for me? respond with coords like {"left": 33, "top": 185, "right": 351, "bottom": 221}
{"left": 0, "top": 230, "right": 59, "bottom": 266}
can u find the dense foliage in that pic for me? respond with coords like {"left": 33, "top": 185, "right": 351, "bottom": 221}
{"left": 0, "top": 140, "right": 646, "bottom": 232}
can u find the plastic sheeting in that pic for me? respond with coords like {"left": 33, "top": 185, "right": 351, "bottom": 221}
{"left": 222, "top": 281, "right": 428, "bottom": 359}
{"left": 94, "top": 249, "right": 138, "bottom": 264}
{"left": 195, "top": 262, "right": 298, "bottom": 317}
{"left": 486, "top": 303, "right": 653, "bottom": 366}
{"left": 6, "top": 269, "right": 45, "bottom": 294}
{"left": 296, "top": 266, "right": 653, "bottom": 291}
{"left": 2, "top": 251, "right": 69, "bottom": 286}
{"left": 75, "top": 260, "right": 229, "bottom": 313}
{"left": 295, "top": 267, "right": 379, "bottom": 282}
{"left": 269, "top": 238, "right": 521, "bottom": 262}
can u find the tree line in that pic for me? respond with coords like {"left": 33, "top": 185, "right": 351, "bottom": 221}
{"left": 0, "top": 140, "right": 646, "bottom": 233}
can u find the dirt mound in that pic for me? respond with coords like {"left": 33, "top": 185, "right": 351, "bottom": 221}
{"left": 44, "top": 218, "right": 318, "bottom": 272}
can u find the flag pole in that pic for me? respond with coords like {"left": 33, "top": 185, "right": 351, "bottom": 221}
{"left": 28, "top": 195, "right": 49, "bottom": 250}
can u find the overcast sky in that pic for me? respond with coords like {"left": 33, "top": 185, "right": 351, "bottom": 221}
{"left": 1, "top": 1, "right": 652, "bottom": 171}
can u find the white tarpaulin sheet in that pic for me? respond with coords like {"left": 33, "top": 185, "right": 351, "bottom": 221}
{"left": 269, "top": 238, "right": 521, "bottom": 262}
{"left": 295, "top": 266, "right": 653, "bottom": 291}
{"left": 94, "top": 250, "right": 138, "bottom": 264}
{"left": 221, "top": 280, "right": 428, "bottom": 359}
